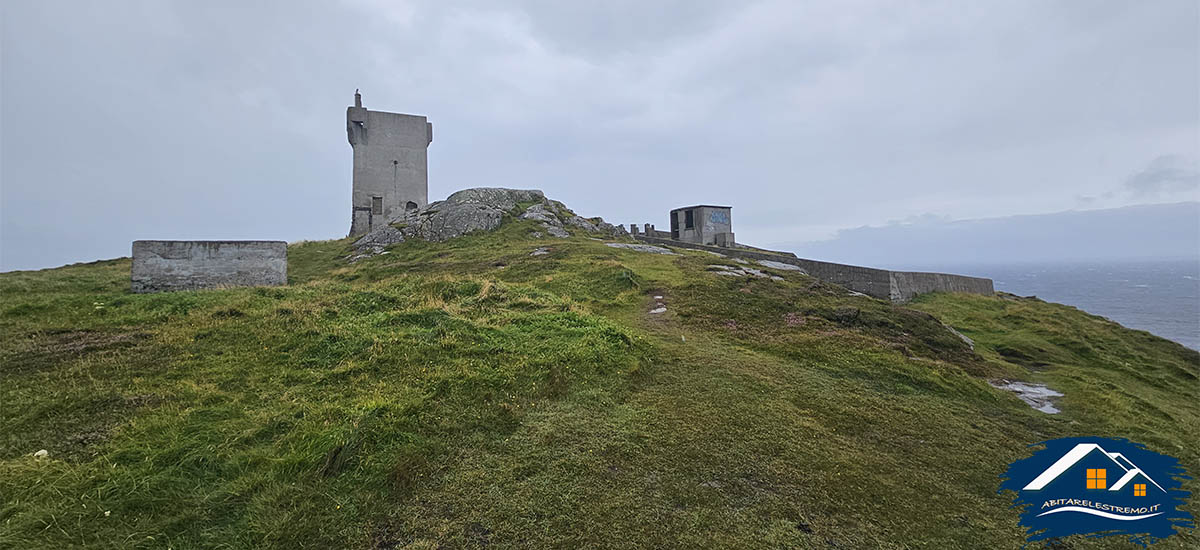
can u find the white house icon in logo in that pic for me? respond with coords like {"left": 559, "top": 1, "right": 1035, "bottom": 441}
{"left": 1022, "top": 443, "right": 1166, "bottom": 494}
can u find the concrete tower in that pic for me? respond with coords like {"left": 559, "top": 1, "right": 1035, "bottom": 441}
{"left": 347, "top": 91, "right": 433, "bottom": 236}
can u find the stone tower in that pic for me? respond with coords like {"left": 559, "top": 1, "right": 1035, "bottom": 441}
{"left": 347, "top": 91, "right": 433, "bottom": 236}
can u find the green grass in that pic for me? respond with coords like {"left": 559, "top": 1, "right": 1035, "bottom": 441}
{"left": 2, "top": 218, "right": 1197, "bottom": 549}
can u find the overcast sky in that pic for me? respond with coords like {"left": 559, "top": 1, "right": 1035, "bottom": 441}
{"left": 2, "top": 0, "right": 1197, "bottom": 271}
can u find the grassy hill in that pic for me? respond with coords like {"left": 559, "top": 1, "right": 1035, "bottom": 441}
{"left": 2, "top": 216, "right": 1197, "bottom": 549}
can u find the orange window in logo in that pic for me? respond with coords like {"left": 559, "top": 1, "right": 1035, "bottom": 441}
{"left": 1086, "top": 468, "right": 1107, "bottom": 489}
{"left": 1134, "top": 483, "right": 1146, "bottom": 496}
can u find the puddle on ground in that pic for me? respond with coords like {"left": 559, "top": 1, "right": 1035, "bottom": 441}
{"left": 990, "top": 380, "right": 1064, "bottom": 414}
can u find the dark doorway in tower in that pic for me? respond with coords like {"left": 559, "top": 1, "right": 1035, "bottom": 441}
{"left": 405, "top": 201, "right": 419, "bottom": 223}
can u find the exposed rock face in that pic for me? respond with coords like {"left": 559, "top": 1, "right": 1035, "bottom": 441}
{"left": 565, "top": 216, "right": 598, "bottom": 232}
{"left": 542, "top": 224, "right": 570, "bottom": 238}
{"left": 408, "top": 202, "right": 504, "bottom": 242}
{"left": 350, "top": 187, "right": 626, "bottom": 260}
{"left": 943, "top": 324, "right": 975, "bottom": 350}
{"left": 705, "top": 264, "right": 784, "bottom": 281}
{"left": 519, "top": 204, "right": 557, "bottom": 224}
{"left": 605, "top": 243, "right": 678, "bottom": 255}
{"left": 442, "top": 188, "right": 546, "bottom": 212}
{"left": 989, "top": 380, "right": 1063, "bottom": 414}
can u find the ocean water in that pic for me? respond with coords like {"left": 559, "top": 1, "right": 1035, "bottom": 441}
{"left": 901, "top": 259, "right": 1200, "bottom": 351}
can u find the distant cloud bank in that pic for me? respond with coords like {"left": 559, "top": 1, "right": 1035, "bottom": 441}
{"left": 782, "top": 202, "right": 1200, "bottom": 268}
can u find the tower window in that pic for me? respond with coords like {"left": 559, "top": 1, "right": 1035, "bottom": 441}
{"left": 1086, "top": 468, "right": 1106, "bottom": 489}
{"left": 371, "top": 196, "right": 383, "bottom": 215}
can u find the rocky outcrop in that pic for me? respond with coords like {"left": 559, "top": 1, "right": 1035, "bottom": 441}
{"left": 943, "top": 324, "right": 975, "bottom": 350}
{"left": 350, "top": 187, "right": 626, "bottom": 261}
{"left": 989, "top": 380, "right": 1064, "bottom": 414}
{"left": 441, "top": 188, "right": 546, "bottom": 212}
{"left": 605, "top": 243, "right": 677, "bottom": 255}
{"left": 705, "top": 264, "right": 784, "bottom": 281}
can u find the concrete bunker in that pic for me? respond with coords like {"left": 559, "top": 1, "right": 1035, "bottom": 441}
{"left": 131, "top": 240, "right": 287, "bottom": 293}
{"left": 668, "top": 205, "right": 735, "bottom": 246}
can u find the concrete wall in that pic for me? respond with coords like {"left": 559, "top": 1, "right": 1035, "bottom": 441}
{"left": 347, "top": 99, "right": 432, "bottom": 236}
{"left": 630, "top": 235, "right": 992, "bottom": 302}
{"left": 789, "top": 257, "right": 895, "bottom": 299}
{"left": 888, "top": 271, "right": 995, "bottom": 302}
{"left": 629, "top": 224, "right": 672, "bottom": 239}
{"left": 131, "top": 241, "right": 287, "bottom": 293}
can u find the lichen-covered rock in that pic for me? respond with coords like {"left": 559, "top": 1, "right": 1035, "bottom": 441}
{"left": 354, "top": 225, "right": 405, "bottom": 249}
{"left": 565, "top": 216, "right": 598, "bottom": 232}
{"left": 442, "top": 188, "right": 545, "bottom": 212}
{"left": 705, "top": 264, "right": 784, "bottom": 281}
{"left": 347, "top": 226, "right": 404, "bottom": 262}
{"left": 606, "top": 243, "right": 677, "bottom": 255}
{"left": 596, "top": 221, "right": 627, "bottom": 237}
{"left": 408, "top": 202, "right": 505, "bottom": 242}
{"left": 520, "top": 204, "right": 558, "bottom": 224}
{"left": 350, "top": 187, "right": 626, "bottom": 260}
{"left": 545, "top": 200, "right": 569, "bottom": 215}
{"left": 542, "top": 224, "right": 569, "bottom": 238}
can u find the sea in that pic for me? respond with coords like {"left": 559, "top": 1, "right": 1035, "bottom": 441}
{"left": 899, "top": 259, "right": 1200, "bottom": 351}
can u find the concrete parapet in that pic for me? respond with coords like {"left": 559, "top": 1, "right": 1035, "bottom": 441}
{"left": 888, "top": 270, "right": 995, "bottom": 302}
{"left": 630, "top": 235, "right": 992, "bottom": 302}
{"left": 132, "top": 240, "right": 287, "bottom": 293}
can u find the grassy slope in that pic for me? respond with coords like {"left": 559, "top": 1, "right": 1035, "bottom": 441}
{"left": 1, "top": 217, "right": 1196, "bottom": 549}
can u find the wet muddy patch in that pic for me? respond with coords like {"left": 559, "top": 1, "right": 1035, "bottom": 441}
{"left": 1, "top": 329, "right": 150, "bottom": 375}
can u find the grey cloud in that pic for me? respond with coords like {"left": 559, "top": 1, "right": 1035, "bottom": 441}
{"left": 2, "top": 1, "right": 1198, "bottom": 270}
{"left": 1125, "top": 155, "right": 1200, "bottom": 197}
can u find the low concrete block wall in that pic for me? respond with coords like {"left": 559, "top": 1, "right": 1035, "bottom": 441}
{"left": 132, "top": 240, "right": 287, "bottom": 293}
{"left": 889, "top": 270, "right": 994, "bottom": 302}
{"left": 789, "top": 258, "right": 895, "bottom": 299}
{"left": 630, "top": 235, "right": 992, "bottom": 302}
